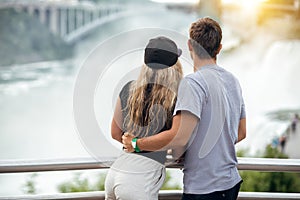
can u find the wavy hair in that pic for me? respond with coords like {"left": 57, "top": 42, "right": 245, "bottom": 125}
{"left": 124, "top": 61, "right": 183, "bottom": 138}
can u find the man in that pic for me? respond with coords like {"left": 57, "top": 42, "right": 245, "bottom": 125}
{"left": 123, "top": 17, "right": 246, "bottom": 200}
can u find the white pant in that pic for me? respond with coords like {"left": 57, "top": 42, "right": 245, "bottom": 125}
{"left": 105, "top": 153, "right": 166, "bottom": 200}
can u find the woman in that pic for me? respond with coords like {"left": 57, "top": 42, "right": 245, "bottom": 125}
{"left": 105, "top": 36, "right": 183, "bottom": 200}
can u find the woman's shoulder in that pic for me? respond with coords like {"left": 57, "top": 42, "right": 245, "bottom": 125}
{"left": 122, "top": 80, "right": 135, "bottom": 91}
{"left": 119, "top": 80, "right": 135, "bottom": 98}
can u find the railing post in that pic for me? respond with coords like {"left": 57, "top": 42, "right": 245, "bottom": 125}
{"left": 49, "top": 6, "right": 58, "bottom": 35}
{"left": 59, "top": 7, "right": 67, "bottom": 37}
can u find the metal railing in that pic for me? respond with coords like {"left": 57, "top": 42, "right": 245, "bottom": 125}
{"left": 1, "top": 157, "right": 300, "bottom": 200}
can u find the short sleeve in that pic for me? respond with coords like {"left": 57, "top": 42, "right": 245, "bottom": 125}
{"left": 174, "top": 77, "right": 206, "bottom": 119}
{"left": 240, "top": 98, "right": 246, "bottom": 119}
{"left": 238, "top": 81, "right": 246, "bottom": 119}
{"left": 119, "top": 81, "right": 133, "bottom": 110}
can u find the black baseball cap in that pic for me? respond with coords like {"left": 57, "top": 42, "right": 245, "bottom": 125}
{"left": 144, "top": 36, "right": 182, "bottom": 69}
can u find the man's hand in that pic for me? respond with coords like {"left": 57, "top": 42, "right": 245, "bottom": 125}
{"left": 122, "top": 132, "right": 135, "bottom": 153}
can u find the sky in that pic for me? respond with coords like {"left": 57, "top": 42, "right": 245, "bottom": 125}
{"left": 150, "top": 0, "right": 268, "bottom": 11}
{"left": 151, "top": 0, "right": 267, "bottom": 5}
{"left": 151, "top": 0, "right": 198, "bottom": 3}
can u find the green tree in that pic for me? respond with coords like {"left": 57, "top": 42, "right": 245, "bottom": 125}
{"left": 160, "top": 170, "right": 182, "bottom": 190}
{"left": 57, "top": 170, "right": 181, "bottom": 193}
{"left": 94, "top": 173, "right": 106, "bottom": 191}
{"left": 239, "top": 145, "right": 300, "bottom": 192}
{"left": 58, "top": 172, "right": 106, "bottom": 192}
{"left": 22, "top": 173, "right": 38, "bottom": 194}
{"left": 263, "top": 144, "right": 288, "bottom": 158}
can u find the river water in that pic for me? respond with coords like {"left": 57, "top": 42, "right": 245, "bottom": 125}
{"left": 1, "top": 3, "right": 300, "bottom": 196}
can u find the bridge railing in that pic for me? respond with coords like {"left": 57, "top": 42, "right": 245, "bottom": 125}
{"left": 0, "top": 157, "right": 300, "bottom": 199}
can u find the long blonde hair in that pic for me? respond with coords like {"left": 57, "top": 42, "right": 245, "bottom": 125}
{"left": 124, "top": 61, "right": 183, "bottom": 138}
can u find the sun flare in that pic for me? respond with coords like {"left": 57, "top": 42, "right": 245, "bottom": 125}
{"left": 222, "top": 0, "right": 267, "bottom": 6}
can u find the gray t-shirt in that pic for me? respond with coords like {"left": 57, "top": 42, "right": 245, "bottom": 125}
{"left": 174, "top": 65, "right": 245, "bottom": 194}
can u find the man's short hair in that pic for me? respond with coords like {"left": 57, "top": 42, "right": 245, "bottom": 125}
{"left": 189, "top": 17, "right": 222, "bottom": 59}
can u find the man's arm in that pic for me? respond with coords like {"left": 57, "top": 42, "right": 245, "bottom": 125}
{"left": 111, "top": 98, "right": 123, "bottom": 143}
{"left": 122, "top": 111, "right": 199, "bottom": 152}
{"left": 236, "top": 118, "right": 246, "bottom": 143}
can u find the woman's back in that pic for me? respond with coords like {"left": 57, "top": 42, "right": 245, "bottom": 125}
{"left": 105, "top": 36, "right": 183, "bottom": 200}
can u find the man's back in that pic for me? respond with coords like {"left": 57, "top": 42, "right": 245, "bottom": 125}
{"left": 174, "top": 64, "right": 245, "bottom": 194}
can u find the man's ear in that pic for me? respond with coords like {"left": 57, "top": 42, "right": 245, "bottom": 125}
{"left": 216, "top": 44, "right": 222, "bottom": 55}
{"left": 188, "top": 39, "right": 193, "bottom": 51}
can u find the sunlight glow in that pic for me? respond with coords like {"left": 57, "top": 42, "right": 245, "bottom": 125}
{"left": 221, "top": 0, "right": 235, "bottom": 4}
{"left": 240, "top": 0, "right": 265, "bottom": 9}
{"left": 222, "top": 0, "right": 267, "bottom": 12}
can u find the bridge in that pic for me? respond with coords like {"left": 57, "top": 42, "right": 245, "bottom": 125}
{"left": 0, "top": 1, "right": 129, "bottom": 43}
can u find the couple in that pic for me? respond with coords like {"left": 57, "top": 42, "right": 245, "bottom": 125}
{"left": 105, "top": 17, "right": 246, "bottom": 200}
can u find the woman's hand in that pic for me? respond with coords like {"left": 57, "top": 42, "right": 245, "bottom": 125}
{"left": 122, "top": 132, "right": 135, "bottom": 153}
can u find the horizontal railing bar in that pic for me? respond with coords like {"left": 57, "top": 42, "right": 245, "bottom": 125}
{"left": 238, "top": 192, "right": 300, "bottom": 200}
{"left": 238, "top": 157, "right": 300, "bottom": 172}
{"left": 0, "top": 191, "right": 105, "bottom": 200}
{"left": 166, "top": 157, "right": 300, "bottom": 172}
{"left": 1, "top": 191, "right": 300, "bottom": 200}
{"left": 1, "top": 157, "right": 300, "bottom": 174}
{"left": 0, "top": 157, "right": 113, "bottom": 173}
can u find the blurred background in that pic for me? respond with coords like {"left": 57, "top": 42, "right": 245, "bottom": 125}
{"left": 1, "top": 0, "right": 300, "bottom": 196}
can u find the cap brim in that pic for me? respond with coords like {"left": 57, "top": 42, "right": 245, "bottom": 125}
{"left": 177, "top": 48, "right": 182, "bottom": 57}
